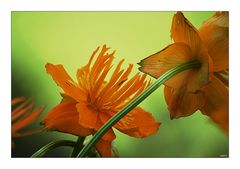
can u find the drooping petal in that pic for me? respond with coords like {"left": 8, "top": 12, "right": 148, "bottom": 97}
{"left": 200, "top": 76, "right": 228, "bottom": 132}
{"left": 164, "top": 86, "right": 206, "bottom": 119}
{"left": 113, "top": 107, "right": 160, "bottom": 138}
{"left": 46, "top": 63, "right": 86, "bottom": 102}
{"left": 171, "top": 12, "right": 202, "bottom": 55}
{"left": 139, "top": 42, "right": 197, "bottom": 88}
{"left": 95, "top": 139, "right": 112, "bottom": 157}
{"left": 199, "top": 25, "right": 228, "bottom": 72}
{"left": 42, "top": 97, "right": 91, "bottom": 136}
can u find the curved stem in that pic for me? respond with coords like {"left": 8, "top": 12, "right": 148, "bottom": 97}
{"left": 71, "top": 136, "right": 86, "bottom": 157}
{"left": 31, "top": 140, "right": 76, "bottom": 157}
{"left": 76, "top": 60, "right": 201, "bottom": 157}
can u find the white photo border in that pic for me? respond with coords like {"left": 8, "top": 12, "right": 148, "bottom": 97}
{"left": 1, "top": 0, "right": 240, "bottom": 169}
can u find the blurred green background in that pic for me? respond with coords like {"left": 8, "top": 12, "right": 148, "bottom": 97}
{"left": 11, "top": 11, "right": 228, "bottom": 157}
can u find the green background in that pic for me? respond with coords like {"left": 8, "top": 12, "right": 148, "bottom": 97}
{"left": 11, "top": 12, "right": 228, "bottom": 157}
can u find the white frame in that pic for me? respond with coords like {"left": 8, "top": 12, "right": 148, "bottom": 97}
{"left": 1, "top": 0, "right": 240, "bottom": 169}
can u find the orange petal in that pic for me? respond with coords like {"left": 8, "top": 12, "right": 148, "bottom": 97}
{"left": 12, "top": 101, "right": 34, "bottom": 121}
{"left": 164, "top": 86, "right": 206, "bottom": 119}
{"left": 95, "top": 139, "right": 112, "bottom": 157}
{"left": 111, "top": 74, "right": 147, "bottom": 109}
{"left": 97, "top": 62, "right": 133, "bottom": 106}
{"left": 199, "top": 25, "right": 228, "bottom": 72}
{"left": 95, "top": 114, "right": 116, "bottom": 141}
{"left": 199, "top": 76, "right": 228, "bottom": 132}
{"left": 139, "top": 43, "right": 194, "bottom": 89}
{"left": 12, "top": 128, "right": 44, "bottom": 138}
{"left": 12, "top": 97, "right": 32, "bottom": 116}
{"left": 214, "top": 70, "right": 228, "bottom": 87}
{"left": 77, "top": 101, "right": 98, "bottom": 130}
{"left": 11, "top": 97, "right": 25, "bottom": 105}
{"left": 42, "top": 97, "right": 91, "bottom": 136}
{"left": 102, "top": 129, "right": 116, "bottom": 142}
{"left": 171, "top": 12, "right": 202, "bottom": 55}
{"left": 46, "top": 63, "right": 86, "bottom": 102}
{"left": 106, "top": 73, "right": 140, "bottom": 108}
{"left": 12, "top": 107, "right": 43, "bottom": 138}
{"left": 201, "top": 12, "right": 228, "bottom": 28}
{"left": 114, "top": 107, "right": 160, "bottom": 138}
{"left": 186, "top": 47, "right": 213, "bottom": 92}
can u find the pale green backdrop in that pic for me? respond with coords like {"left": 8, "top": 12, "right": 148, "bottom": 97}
{"left": 12, "top": 12, "right": 228, "bottom": 157}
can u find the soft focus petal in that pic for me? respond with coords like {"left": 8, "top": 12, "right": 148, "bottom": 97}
{"left": 199, "top": 25, "right": 228, "bottom": 71}
{"left": 46, "top": 63, "right": 86, "bottom": 102}
{"left": 11, "top": 97, "right": 25, "bottom": 105}
{"left": 200, "top": 76, "right": 228, "bottom": 132}
{"left": 164, "top": 86, "right": 206, "bottom": 119}
{"left": 171, "top": 12, "right": 202, "bottom": 55}
{"left": 12, "top": 107, "right": 43, "bottom": 138}
{"left": 12, "top": 97, "right": 33, "bottom": 117}
{"left": 114, "top": 107, "right": 160, "bottom": 138}
{"left": 42, "top": 97, "right": 91, "bottom": 136}
{"left": 12, "top": 97, "right": 43, "bottom": 138}
{"left": 12, "top": 98, "right": 33, "bottom": 121}
{"left": 95, "top": 139, "right": 112, "bottom": 157}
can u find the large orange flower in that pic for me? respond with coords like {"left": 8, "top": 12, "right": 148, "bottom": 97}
{"left": 42, "top": 45, "right": 160, "bottom": 157}
{"left": 139, "top": 12, "right": 228, "bottom": 132}
{"left": 12, "top": 97, "right": 43, "bottom": 146}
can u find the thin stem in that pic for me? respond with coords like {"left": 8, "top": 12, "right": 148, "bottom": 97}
{"left": 76, "top": 60, "right": 201, "bottom": 157}
{"left": 31, "top": 140, "right": 76, "bottom": 157}
{"left": 71, "top": 136, "right": 86, "bottom": 157}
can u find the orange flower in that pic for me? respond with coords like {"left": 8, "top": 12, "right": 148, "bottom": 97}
{"left": 42, "top": 45, "right": 160, "bottom": 157}
{"left": 138, "top": 12, "right": 228, "bottom": 132}
{"left": 12, "top": 97, "right": 43, "bottom": 146}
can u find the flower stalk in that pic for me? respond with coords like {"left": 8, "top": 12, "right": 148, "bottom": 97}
{"left": 31, "top": 140, "right": 76, "bottom": 157}
{"left": 76, "top": 60, "right": 201, "bottom": 157}
{"left": 71, "top": 136, "right": 86, "bottom": 157}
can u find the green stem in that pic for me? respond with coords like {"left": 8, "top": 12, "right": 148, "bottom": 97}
{"left": 71, "top": 137, "right": 86, "bottom": 157}
{"left": 76, "top": 60, "right": 201, "bottom": 157}
{"left": 31, "top": 140, "right": 76, "bottom": 157}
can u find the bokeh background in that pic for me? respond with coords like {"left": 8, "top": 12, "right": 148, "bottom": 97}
{"left": 11, "top": 11, "right": 228, "bottom": 157}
